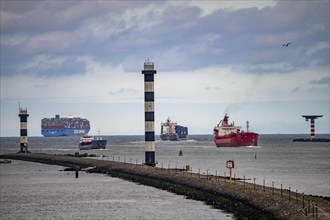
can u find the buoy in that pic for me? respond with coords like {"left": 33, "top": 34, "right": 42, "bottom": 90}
{"left": 254, "top": 154, "right": 257, "bottom": 159}
{"left": 178, "top": 149, "right": 183, "bottom": 156}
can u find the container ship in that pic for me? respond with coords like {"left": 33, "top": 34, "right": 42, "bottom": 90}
{"left": 41, "top": 114, "right": 90, "bottom": 137}
{"left": 213, "top": 114, "right": 258, "bottom": 147}
{"left": 160, "top": 117, "right": 188, "bottom": 141}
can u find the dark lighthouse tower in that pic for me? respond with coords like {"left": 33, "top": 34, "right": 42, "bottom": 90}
{"left": 18, "top": 105, "right": 29, "bottom": 153}
{"left": 302, "top": 115, "right": 323, "bottom": 141}
{"left": 142, "top": 61, "right": 156, "bottom": 166}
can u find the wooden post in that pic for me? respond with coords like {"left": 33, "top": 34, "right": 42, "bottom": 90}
{"left": 302, "top": 193, "right": 305, "bottom": 208}
{"left": 315, "top": 204, "right": 318, "bottom": 219}
{"left": 263, "top": 179, "right": 265, "bottom": 192}
{"left": 296, "top": 190, "right": 298, "bottom": 204}
{"left": 308, "top": 197, "right": 310, "bottom": 213}
{"left": 289, "top": 186, "right": 291, "bottom": 201}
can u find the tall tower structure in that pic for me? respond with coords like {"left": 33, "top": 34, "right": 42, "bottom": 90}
{"left": 19, "top": 106, "right": 29, "bottom": 153}
{"left": 302, "top": 115, "right": 323, "bottom": 141}
{"left": 142, "top": 61, "right": 156, "bottom": 166}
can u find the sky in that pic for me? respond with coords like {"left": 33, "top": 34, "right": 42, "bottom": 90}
{"left": 0, "top": 0, "right": 329, "bottom": 137}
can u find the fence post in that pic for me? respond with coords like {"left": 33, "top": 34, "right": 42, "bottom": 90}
{"left": 289, "top": 186, "right": 291, "bottom": 201}
{"left": 272, "top": 182, "right": 274, "bottom": 195}
{"left": 308, "top": 197, "right": 310, "bottom": 213}
{"left": 296, "top": 190, "right": 298, "bottom": 204}
{"left": 302, "top": 193, "right": 304, "bottom": 208}
{"left": 244, "top": 175, "right": 245, "bottom": 187}
{"left": 263, "top": 179, "right": 265, "bottom": 192}
{"left": 224, "top": 172, "right": 226, "bottom": 182}
{"left": 199, "top": 168, "right": 200, "bottom": 178}
{"left": 253, "top": 177, "right": 256, "bottom": 190}
{"left": 281, "top": 184, "right": 283, "bottom": 198}
{"left": 315, "top": 204, "right": 318, "bottom": 219}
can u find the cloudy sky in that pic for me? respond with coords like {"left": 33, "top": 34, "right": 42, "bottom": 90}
{"left": 1, "top": 0, "right": 329, "bottom": 137}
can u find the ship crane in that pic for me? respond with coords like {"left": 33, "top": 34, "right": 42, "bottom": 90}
{"left": 301, "top": 115, "right": 323, "bottom": 141}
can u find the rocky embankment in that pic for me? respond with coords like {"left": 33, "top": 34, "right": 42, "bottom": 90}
{"left": 1, "top": 153, "right": 329, "bottom": 220}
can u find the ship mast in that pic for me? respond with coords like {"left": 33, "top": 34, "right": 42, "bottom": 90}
{"left": 246, "top": 121, "right": 249, "bottom": 132}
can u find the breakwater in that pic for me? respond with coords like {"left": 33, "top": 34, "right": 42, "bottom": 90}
{"left": 1, "top": 153, "right": 329, "bottom": 220}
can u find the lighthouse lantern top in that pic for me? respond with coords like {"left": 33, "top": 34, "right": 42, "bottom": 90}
{"left": 144, "top": 60, "right": 154, "bottom": 70}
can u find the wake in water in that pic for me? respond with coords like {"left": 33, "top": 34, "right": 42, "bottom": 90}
{"left": 245, "top": 145, "right": 262, "bottom": 148}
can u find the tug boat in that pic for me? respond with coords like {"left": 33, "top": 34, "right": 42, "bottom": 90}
{"left": 213, "top": 114, "right": 258, "bottom": 147}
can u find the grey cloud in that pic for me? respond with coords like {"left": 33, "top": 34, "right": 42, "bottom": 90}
{"left": 33, "top": 84, "right": 49, "bottom": 88}
{"left": 290, "top": 87, "right": 301, "bottom": 93}
{"left": 1, "top": 1, "right": 329, "bottom": 77}
{"left": 109, "top": 88, "right": 138, "bottom": 95}
{"left": 309, "top": 77, "right": 330, "bottom": 85}
{"left": 27, "top": 57, "right": 87, "bottom": 77}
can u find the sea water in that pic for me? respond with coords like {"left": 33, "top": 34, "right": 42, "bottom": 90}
{"left": 0, "top": 160, "right": 232, "bottom": 220}
{"left": 1, "top": 134, "right": 329, "bottom": 219}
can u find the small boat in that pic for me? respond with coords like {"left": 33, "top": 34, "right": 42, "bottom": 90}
{"left": 213, "top": 114, "right": 258, "bottom": 147}
{"left": 79, "top": 130, "right": 107, "bottom": 150}
{"left": 160, "top": 117, "right": 188, "bottom": 141}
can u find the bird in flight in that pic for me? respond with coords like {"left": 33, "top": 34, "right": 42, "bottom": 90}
{"left": 283, "top": 42, "right": 292, "bottom": 47}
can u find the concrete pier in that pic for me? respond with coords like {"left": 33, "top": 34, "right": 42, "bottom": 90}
{"left": 1, "top": 153, "right": 329, "bottom": 220}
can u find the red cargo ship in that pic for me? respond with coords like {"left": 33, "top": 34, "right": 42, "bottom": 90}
{"left": 213, "top": 114, "right": 258, "bottom": 147}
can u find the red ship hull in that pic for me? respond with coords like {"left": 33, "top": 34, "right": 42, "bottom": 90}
{"left": 214, "top": 132, "right": 258, "bottom": 147}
